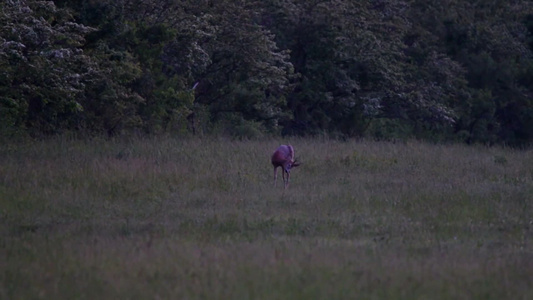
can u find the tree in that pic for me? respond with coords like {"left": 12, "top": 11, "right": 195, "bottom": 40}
{"left": 407, "top": 0, "right": 533, "bottom": 145}
{"left": 2, "top": 0, "right": 532, "bottom": 145}
{"left": 0, "top": 0, "right": 95, "bottom": 135}
{"left": 74, "top": 0, "right": 294, "bottom": 136}
{"left": 260, "top": 0, "right": 460, "bottom": 138}
{"left": 187, "top": 0, "right": 295, "bottom": 136}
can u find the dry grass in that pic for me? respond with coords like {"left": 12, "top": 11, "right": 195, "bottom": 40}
{"left": 1, "top": 136, "right": 532, "bottom": 299}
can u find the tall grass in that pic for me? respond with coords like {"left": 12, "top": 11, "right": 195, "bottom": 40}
{"left": 1, "top": 136, "right": 532, "bottom": 299}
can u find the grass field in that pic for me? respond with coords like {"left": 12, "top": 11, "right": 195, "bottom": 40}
{"left": 1, "top": 136, "right": 532, "bottom": 299}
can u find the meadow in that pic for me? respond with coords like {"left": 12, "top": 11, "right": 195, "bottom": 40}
{"left": 1, "top": 136, "right": 532, "bottom": 299}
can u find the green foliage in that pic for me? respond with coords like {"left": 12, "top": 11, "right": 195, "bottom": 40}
{"left": 261, "top": 0, "right": 467, "bottom": 138}
{"left": 0, "top": 0, "right": 95, "bottom": 135}
{"left": 1, "top": 0, "right": 532, "bottom": 145}
{"left": 407, "top": 0, "right": 533, "bottom": 145}
{"left": 190, "top": 1, "right": 294, "bottom": 131}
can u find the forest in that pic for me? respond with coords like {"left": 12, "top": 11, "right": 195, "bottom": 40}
{"left": 1, "top": 0, "right": 533, "bottom": 146}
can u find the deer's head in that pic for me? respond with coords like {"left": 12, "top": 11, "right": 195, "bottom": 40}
{"left": 284, "top": 159, "right": 301, "bottom": 173}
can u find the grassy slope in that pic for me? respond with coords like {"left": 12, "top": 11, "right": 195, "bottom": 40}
{"left": 1, "top": 137, "right": 532, "bottom": 299}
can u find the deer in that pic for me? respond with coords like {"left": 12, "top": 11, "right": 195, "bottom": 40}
{"left": 271, "top": 145, "right": 300, "bottom": 188}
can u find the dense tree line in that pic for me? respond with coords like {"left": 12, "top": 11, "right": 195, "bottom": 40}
{"left": 1, "top": 0, "right": 532, "bottom": 145}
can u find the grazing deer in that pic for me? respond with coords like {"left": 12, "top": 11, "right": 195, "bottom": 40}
{"left": 271, "top": 145, "right": 300, "bottom": 188}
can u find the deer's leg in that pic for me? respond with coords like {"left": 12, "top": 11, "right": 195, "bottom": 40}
{"left": 284, "top": 171, "right": 290, "bottom": 189}
{"left": 273, "top": 166, "right": 278, "bottom": 186}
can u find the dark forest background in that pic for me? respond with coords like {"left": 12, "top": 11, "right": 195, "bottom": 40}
{"left": 1, "top": 0, "right": 532, "bottom": 146}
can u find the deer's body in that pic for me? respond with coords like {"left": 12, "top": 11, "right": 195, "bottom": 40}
{"left": 271, "top": 144, "right": 300, "bottom": 188}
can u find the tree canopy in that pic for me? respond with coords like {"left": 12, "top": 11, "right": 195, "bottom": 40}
{"left": 1, "top": 0, "right": 532, "bottom": 145}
